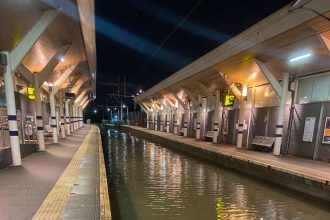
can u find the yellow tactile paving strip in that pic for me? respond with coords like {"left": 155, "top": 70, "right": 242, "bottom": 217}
{"left": 32, "top": 126, "right": 95, "bottom": 220}
{"left": 98, "top": 127, "right": 112, "bottom": 220}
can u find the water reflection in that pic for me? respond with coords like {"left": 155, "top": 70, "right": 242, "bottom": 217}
{"left": 106, "top": 128, "right": 330, "bottom": 220}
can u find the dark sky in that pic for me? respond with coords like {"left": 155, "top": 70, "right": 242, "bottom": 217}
{"left": 94, "top": 0, "right": 292, "bottom": 104}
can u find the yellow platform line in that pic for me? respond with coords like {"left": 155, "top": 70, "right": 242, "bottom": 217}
{"left": 33, "top": 126, "right": 95, "bottom": 220}
{"left": 98, "top": 127, "right": 112, "bottom": 220}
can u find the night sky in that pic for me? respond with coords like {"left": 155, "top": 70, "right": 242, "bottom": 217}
{"left": 92, "top": 0, "right": 292, "bottom": 107}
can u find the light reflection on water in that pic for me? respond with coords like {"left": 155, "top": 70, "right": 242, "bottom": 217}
{"left": 106, "top": 129, "right": 330, "bottom": 220}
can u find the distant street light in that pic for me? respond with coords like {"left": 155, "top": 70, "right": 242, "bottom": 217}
{"left": 107, "top": 108, "right": 110, "bottom": 112}
{"left": 93, "top": 109, "right": 97, "bottom": 114}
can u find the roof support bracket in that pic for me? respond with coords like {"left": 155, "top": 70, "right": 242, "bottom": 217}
{"left": 196, "top": 81, "right": 216, "bottom": 106}
{"left": 255, "top": 59, "right": 281, "bottom": 97}
{"left": 10, "top": 9, "right": 61, "bottom": 71}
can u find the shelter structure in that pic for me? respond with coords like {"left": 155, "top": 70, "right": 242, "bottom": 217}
{"left": 134, "top": 0, "right": 330, "bottom": 162}
{"left": 0, "top": 0, "right": 96, "bottom": 166}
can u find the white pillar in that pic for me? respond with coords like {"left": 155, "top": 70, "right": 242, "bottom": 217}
{"left": 59, "top": 92, "right": 65, "bottom": 138}
{"left": 273, "top": 73, "right": 289, "bottom": 155}
{"left": 213, "top": 90, "right": 221, "bottom": 143}
{"left": 166, "top": 110, "right": 170, "bottom": 133}
{"left": 154, "top": 113, "right": 158, "bottom": 130}
{"left": 49, "top": 88, "right": 58, "bottom": 143}
{"left": 72, "top": 105, "right": 76, "bottom": 130}
{"left": 33, "top": 74, "right": 45, "bottom": 151}
{"left": 160, "top": 114, "right": 164, "bottom": 131}
{"left": 196, "top": 95, "right": 202, "bottom": 140}
{"left": 78, "top": 107, "right": 82, "bottom": 128}
{"left": 146, "top": 112, "right": 150, "bottom": 129}
{"left": 174, "top": 115, "right": 178, "bottom": 135}
{"left": 237, "top": 96, "right": 246, "bottom": 149}
{"left": 69, "top": 101, "right": 74, "bottom": 133}
{"left": 183, "top": 98, "right": 189, "bottom": 137}
{"left": 65, "top": 99, "right": 71, "bottom": 135}
{"left": 2, "top": 52, "right": 21, "bottom": 166}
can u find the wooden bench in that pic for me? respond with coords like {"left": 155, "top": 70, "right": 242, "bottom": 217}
{"left": 251, "top": 136, "right": 275, "bottom": 152}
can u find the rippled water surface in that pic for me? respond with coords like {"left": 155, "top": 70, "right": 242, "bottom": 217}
{"left": 105, "top": 128, "right": 330, "bottom": 220}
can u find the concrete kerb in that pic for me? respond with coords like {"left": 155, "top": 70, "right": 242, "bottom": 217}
{"left": 121, "top": 125, "right": 330, "bottom": 203}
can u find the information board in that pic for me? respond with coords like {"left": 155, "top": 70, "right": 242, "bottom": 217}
{"left": 223, "top": 94, "right": 235, "bottom": 107}
{"left": 322, "top": 117, "right": 330, "bottom": 144}
{"left": 27, "top": 85, "right": 35, "bottom": 100}
{"left": 302, "top": 117, "right": 316, "bottom": 142}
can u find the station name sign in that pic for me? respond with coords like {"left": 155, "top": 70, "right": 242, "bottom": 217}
{"left": 65, "top": 92, "right": 75, "bottom": 100}
{"left": 223, "top": 94, "right": 235, "bottom": 107}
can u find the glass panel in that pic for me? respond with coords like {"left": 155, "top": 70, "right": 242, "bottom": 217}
{"left": 297, "top": 78, "right": 314, "bottom": 104}
{"left": 311, "top": 74, "right": 330, "bottom": 102}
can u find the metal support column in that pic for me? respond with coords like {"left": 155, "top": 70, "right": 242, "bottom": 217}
{"left": 196, "top": 95, "right": 202, "bottom": 140}
{"left": 49, "top": 88, "right": 58, "bottom": 143}
{"left": 65, "top": 99, "right": 71, "bottom": 135}
{"left": 274, "top": 73, "right": 289, "bottom": 155}
{"left": 59, "top": 91, "right": 66, "bottom": 138}
{"left": 33, "top": 74, "right": 45, "bottom": 151}
{"left": 213, "top": 90, "right": 221, "bottom": 143}
{"left": 237, "top": 86, "right": 247, "bottom": 149}
{"left": 183, "top": 98, "right": 189, "bottom": 137}
{"left": 69, "top": 101, "right": 74, "bottom": 133}
{"left": 1, "top": 52, "right": 21, "bottom": 165}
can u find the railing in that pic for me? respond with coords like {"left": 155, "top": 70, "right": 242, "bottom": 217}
{"left": 0, "top": 115, "right": 38, "bottom": 149}
{"left": 0, "top": 116, "right": 9, "bottom": 148}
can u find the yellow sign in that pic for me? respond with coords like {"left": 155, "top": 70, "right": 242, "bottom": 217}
{"left": 27, "top": 86, "right": 36, "bottom": 100}
{"left": 223, "top": 94, "right": 235, "bottom": 107}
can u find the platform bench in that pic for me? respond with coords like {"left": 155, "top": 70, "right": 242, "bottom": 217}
{"left": 204, "top": 131, "right": 214, "bottom": 140}
{"left": 251, "top": 136, "right": 275, "bottom": 152}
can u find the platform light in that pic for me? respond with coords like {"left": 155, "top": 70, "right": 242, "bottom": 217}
{"left": 289, "top": 53, "right": 312, "bottom": 63}
{"left": 139, "top": 89, "right": 143, "bottom": 93}
{"left": 59, "top": 55, "right": 65, "bottom": 62}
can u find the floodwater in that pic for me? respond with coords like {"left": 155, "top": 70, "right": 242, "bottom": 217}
{"left": 104, "top": 128, "right": 330, "bottom": 220}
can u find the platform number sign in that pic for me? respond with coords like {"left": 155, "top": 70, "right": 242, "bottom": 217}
{"left": 223, "top": 94, "right": 235, "bottom": 107}
{"left": 27, "top": 85, "right": 35, "bottom": 100}
{"left": 322, "top": 117, "right": 330, "bottom": 144}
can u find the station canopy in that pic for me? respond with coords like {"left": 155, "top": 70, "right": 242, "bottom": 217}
{"left": 135, "top": 0, "right": 330, "bottom": 108}
{"left": 0, "top": 0, "right": 96, "bottom": 102}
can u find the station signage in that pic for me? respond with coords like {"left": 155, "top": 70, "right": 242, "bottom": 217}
{"left": 223, "top": 94, "right": 235, "bottom": 107}
{"left": 27, "top": 85, "right": 35, "bottom": 100}
{"left": 322, "top": 117, "right": 330, "bottom": 144}
{"left": 65, "top": 92, "right": 75, "bottom": 100}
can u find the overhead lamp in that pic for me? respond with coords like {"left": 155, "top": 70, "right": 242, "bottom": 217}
{"left": 59, "top": 56, "right": 65, "bottom": 62}
{"left": 107, "top": 108, "right": 110, "bottom": 112}
{"left": 251, "top": 72, "right": 257, "bottom": 78}
{"left": 289, "top": 53, "right": 312, "bottom": 63}
{"left": 139, "top": 89, "right": 143, "bottom": 93}
{"left": 123, "top": 104, "right": 126, "bottom": 108}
